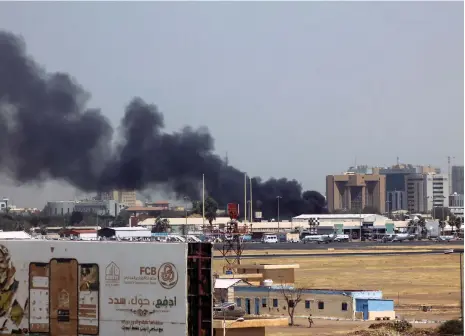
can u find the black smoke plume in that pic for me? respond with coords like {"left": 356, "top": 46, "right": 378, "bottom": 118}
{"left": 0, "top": 31, "right": 327, "bottom": 218}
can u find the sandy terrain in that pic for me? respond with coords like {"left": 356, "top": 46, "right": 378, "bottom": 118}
{"left": 213, "top": 252, "right": 462, "bottom": 335}
{"left": 213, "top": 244, "right": 464, "bottom": 257}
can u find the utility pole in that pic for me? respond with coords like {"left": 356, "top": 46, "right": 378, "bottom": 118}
{"left": 276, "top": 196, "right": 282, "bottom": 232}
{"left": 448, "top": 156, "right": 455, "bottom": 194}
{"left": 244, "top": 173, "right": 247, "bottom": 225}
{"left": 249, "top": 177, "right": 253, "bottom": 224}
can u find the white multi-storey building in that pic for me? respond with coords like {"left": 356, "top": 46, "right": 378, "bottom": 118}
{"left": 406, "top": 173, "right": 449, "bottom": 213}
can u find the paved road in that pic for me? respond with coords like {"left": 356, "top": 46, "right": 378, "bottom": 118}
{"left": 212, "top": 250, "right": 445, "bottom": 259}
{"left": 214, "top": 240, "right": 458, "bottom": 251}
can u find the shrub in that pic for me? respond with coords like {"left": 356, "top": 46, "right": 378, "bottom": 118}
{"left": 437, "top": 319, "right": 463, "bottom": 336}
{"left": 368, "top": 320, "right": 412, "bottom": 333}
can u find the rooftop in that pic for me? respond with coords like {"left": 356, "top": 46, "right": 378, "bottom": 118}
{"left": 0, "top": 231, "right": 32, "bottom": 239}
{"left": 126, "top": 206, "right": 166, "bottom": 212}
{"left": 235, "top": 286, "right": 382, "bottom": 296}
{"left": 214, "top": 279, "right": 250, "bottom": 289}
{"left": 234, "top": 264, "right": 300, "bottom": 270}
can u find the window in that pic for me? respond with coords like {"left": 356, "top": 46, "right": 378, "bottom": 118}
{"left": 273, "top": 299, "right": 278, "bottom": 308}
{"left": 318, "top": 301, "right": 324, "bottom": 310}
{"left": 342, "top": 302, "right": 348, "bottom": 311}
{"left": 305, "top": 300, "right": 311, "bottom": 309}
{"left": 262, "top": 298, "right": 267, "bottom": 308}
{"left": 236, "top": 298, "right": 242, "bottom": 307}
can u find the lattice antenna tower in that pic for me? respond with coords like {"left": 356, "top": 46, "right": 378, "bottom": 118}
{"left": 216, "top": 204, "right": 247, "bottom": 273}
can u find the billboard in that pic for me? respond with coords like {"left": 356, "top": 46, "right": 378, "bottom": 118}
{"left": 0, "top": 240, "right": 187, "bottom": 335}
{"left": 227, "top": 203, "right": 239, "bottom": 219}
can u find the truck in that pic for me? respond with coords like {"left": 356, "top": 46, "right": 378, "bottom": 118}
{"left": 0, "top": 239, "right": 213, "bottom": 335}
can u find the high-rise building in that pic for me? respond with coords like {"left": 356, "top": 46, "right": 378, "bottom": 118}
{"left": 405, "top": 173, "right": 449, "bottom": 213}
{"left": 451, "top": 165, "right": 464, "bottom": 194}
{"left": 97, "top": 189, "right": 137, "bottom": 207}
{"left": 326, "top": 173, "right": 386, "bottom": 213}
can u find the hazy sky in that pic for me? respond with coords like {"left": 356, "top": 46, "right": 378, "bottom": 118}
{"left": 0, "top": 1, "right": 463, "bottom": 207}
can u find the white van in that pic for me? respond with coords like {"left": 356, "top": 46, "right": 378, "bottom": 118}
{"left": 262, "top": 235, "right": 278, "bottom": 243}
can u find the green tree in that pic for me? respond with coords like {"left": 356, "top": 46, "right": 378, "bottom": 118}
{"left": 449, "top": 215, "right": 463, "bottom": 235}
{"left": 438, "top": 220, "right": 446, "bottom": 236}
{"left": 192, "top": 197, "right": 218, "bottom": 230}
{"left": 151, "top": 217, "right": 171, "bottom": 233}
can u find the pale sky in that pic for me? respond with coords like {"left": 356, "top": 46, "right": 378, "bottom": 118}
{"left": 0, "top": 1, "right": 463, "bottom": 207}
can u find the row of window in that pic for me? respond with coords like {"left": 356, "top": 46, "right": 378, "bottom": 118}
{"left": 236, "top": 298, "right": 348, "bottom": 311}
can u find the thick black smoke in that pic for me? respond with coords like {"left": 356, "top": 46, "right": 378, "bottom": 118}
{"left": 0, "top": 31, "right": 327, "bottom": 218}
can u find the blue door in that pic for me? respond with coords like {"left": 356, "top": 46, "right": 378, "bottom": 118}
{"left": 362, "top": 304, "right": 368, "bottom": 320}
{"left": 245, "top": 298, "right": 251, "bottom": 314}
{"left": 254, "top": 298, "right": 260, "bottom": 315}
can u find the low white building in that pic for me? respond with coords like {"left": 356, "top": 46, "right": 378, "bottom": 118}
{"left": 0, "top": 231, "right": 32, "bottom": 239}
{"left": 292, "top": 214, "right": 397, "bottom": 238}
{"left": 101, "top": 227, "right": 152, "bottom": 239}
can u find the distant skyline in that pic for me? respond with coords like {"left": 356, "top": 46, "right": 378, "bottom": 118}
{"left": 0, "top": 1, "right": 462, "bottom": 207}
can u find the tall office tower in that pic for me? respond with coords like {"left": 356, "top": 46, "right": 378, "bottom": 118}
{"left": 97, "top": 189, "right": 137, "bottom": 207}
{"left": 326, "top": 173, "right": 386, "bottom": 213}
{"left": 451, "top": 165, "right": 464, "bottom": 194}
{"left": 405, "top": 173, "right": 449, "bottom": 213}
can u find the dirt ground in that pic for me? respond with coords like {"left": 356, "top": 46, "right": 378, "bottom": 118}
{"left": 213, "top": 244, "right": 463, "bottom": 256}
{"left": 266, "top": 318, "right": 440, "bottom": 336}
{"left": 214, "top": 252, "right": 462, "bottom": 334}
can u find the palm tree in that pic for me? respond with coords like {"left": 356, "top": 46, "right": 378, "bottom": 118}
{"left": 438, "top": 220, "right": 446, "bottom": 236}
{"left": 454, "top": 217, "right": 463, "bottom": 236}
{"left": 151, "top": 217, "right": 171, "bottom": 233}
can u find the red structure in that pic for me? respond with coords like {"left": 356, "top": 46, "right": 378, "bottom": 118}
{"left": 217, "top": 204, "right": 247, "bottom": 273}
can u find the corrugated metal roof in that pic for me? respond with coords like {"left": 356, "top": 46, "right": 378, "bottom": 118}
{"left": 0, "top": 231, "right": 32, "bottom": 239}
{"left": 214, "top": 279, "right": 246, "bottom": 289}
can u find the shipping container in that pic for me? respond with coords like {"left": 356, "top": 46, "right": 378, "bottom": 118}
{"left": 0, "top": 240, "right": 213, "bottom": 336}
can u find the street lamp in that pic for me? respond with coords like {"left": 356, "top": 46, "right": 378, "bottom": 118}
{"left": 444, "top": 248, "right": 464, "bottom": 321}
{"left": 183, "top": 196, "right": 190, "bottom": 237}
{"left": 223, "top": 317, "right": 244, "bottom": 336}
{"left": 276, "top": 196, "right": 282, "bottom": 232}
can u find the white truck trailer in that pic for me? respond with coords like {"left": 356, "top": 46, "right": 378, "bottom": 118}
{"left": 0, "top": 240, "right": 213, "bottom": 336}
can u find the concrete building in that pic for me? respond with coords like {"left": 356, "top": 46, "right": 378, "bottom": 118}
{"left": 450, "top": 193, "right": 464, "bottom": 207}
{"left": 218, "top": 263, "right": 395, "bottom": 321}
{"left": 74, "top": 200, "right": 124, "bottom": 217}
{"left": 293, "top": 214, "right": 397, "bottom": 239}
{"left": 451, "top": 165, "right": 464, "bottom": 194}
{"left": 98, "top": 226, "right": 152, "bottom": 239}
{"left": 97, "top": 189, "right": 137, "bottom": 207}
{"left": 46, "top": 201, "right": 76, "bottom": 216}
{"left": 386, "top": 190, "right": 407, "bottom": 213}
{"left": 233, "top": 287, "right": 394, "bottom": 321}
{"left": 61, "top": 229, "right": 98, "bottom": 241}
{"left": 145, "top": 201, "right": 170, "bottom": 210}
{"left": 0, "top": 231, "right": 32, "bottom": 239}
{"left": 214, "top": 279, "right": 252, "bottom": 303}
{"left": 344, "top": 164, "right": 439, "bottom": 212}
{"left": 346, "top": 165, "right": 378, "bottom": 175}
{"left": 137, "top": 216, "right": 233, "bottom": 234}
{"left": 405, "top": 173, "right": 449, "bottom": 213}
{"left": 326, "top": 173, "right": 386, "bottom": 213}
{"left": 218, "top": 264, "right": 300, "bottom": 286}
{"left": 379, "top": 165, "right": 438, "bottom": 212}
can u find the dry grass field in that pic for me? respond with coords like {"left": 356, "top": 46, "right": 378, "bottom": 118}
{"left": 213, "top": 244, "right": 464, "bottom": 257}
{"left": 213, "top": 253, "right": 462, "bottom": 322}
